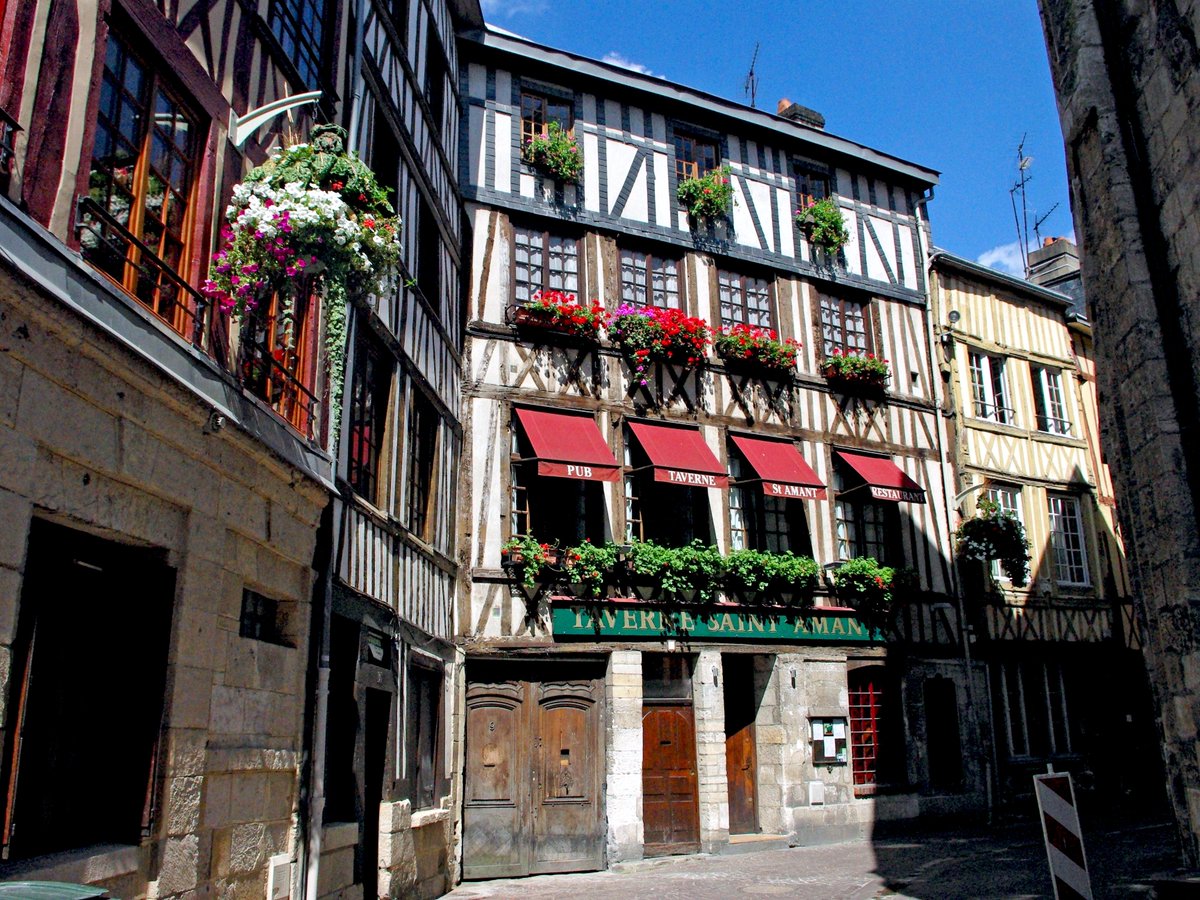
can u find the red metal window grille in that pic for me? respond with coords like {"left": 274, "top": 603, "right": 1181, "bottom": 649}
{"left": 849, "top": 670, "right": 884, "bottom": 791}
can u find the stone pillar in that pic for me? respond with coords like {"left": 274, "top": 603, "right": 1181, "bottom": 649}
{"left": 751, "top": 655, "right": 785, "bottom": 835}
{"left": 776, "top": 653, "right": 808, "bottom": 841}
{"left": 692, "top": 649, "right": 728, "bottom": 853}
{"left": 605, "top": 650, "right": 643, "bottom": 863}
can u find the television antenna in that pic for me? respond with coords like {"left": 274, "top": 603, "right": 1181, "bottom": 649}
{"left": 743, "top": 42, "right": 760, "bottom": 108}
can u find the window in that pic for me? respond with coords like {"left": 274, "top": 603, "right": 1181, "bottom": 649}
{"left": 717, "top": 268, "right": 773, "bottom": 330}
{"left": 268, "top": 0, "right": 328, "bottom": 90}
{"left": 1048, "top": 493, "right": 1089, "bottom": 585}
{"left": 424, "top": 42, "right": 447, "bottom": 131}
{"left": 986, "top": 485, "right": 1023, "bottom": 582}
{"left": 642, "top": 654, "right": 693, "bottom": 701}
{"left": 729, "top": 450, "right": 812, "bottom": 555}
{"left": 2, "top": 520, "right": 174, "bottom": 859}
{"left": 1032, "top": 365, "right": 1072, "bottom": 435}
{"left": 513, "top": 225, "right": 579, "bottom": 303}
{"left": 620, "top": 245, "right": 681, "bottom": 309}
{"left": 418, "top": 197, "right": 442, "bottom": 305}
{"left": 80, "top": 31, "right": 202, "bottom": 338}
{"left": 370, "top": 105, "right": 401, "bottom": 209}
{"left": 794, "top": 165, "right": 830, "bottom": 207}
{"left": 673, "top": 132, "right": 718, "bottom": 181}
{"left": 406, "top": 660, "right": 443, "bottom": 809}
{"left": 520, "top": 91, "right": 572, "bottom": 144}
{"left": 238, "top": 290, "right": 321, "bottom": 438}
{"left": 511, "top": 426, "right": 605, "bottom": 547}
{"left": 994, "top": 659, "right": 1076, "bottom": 759}
{"left": 819, "top": 292, "right": 871, "bottom": 358}
{"left": 389, "top": 0, "right": 409, "bottom": 41}
{"left": 239, "top": 588, "right": 293, "bottom": 647}
{"left": 347, "top": 327, "right": 392, "bottom": 503}
{"left": 405, "top": 388, "right": 439, "bottom": 541}
{"left": 624, "top": 434, "right": 712, "bottom": 546}
{"left": 833, "top": 461, "right": 899, "bottom": 564}
{"left": 967, "top": 351, "right": 1013, "bottom": 425}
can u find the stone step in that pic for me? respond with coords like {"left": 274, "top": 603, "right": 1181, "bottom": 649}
{"left": 721, "top": 834, "right": 793, "bottom": 856}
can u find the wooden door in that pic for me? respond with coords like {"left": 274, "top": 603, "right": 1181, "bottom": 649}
{"left": 462, "top": 662, "right": 604, "bottom": 879}
{"left": 641, "top": 706, "right": 700, "bottom": 854}
{"left": 724, "top": 656, "right": 758, "bottom": 834}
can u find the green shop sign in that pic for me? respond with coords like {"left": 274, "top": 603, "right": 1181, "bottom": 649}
{"left": 551, "top": 603, "right": 881, "bottom": 643}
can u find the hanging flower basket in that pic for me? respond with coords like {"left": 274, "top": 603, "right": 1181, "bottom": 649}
{"left": 956, "top": 500, "right": 1031, "bottom": 587}
{"left": 511, "top": 290, "right": 605, "bottom": 342}
{"left": 607, "top": 304, "right": 711, "bottom": 387}
{"left": 202, "top": 125, "right": 402, "bottom": 441}
{"left": 521, "top": 122, "right": 584, "bottom": 183}
{"left": 714, "top": 324, "right": 800, "bottom": 375}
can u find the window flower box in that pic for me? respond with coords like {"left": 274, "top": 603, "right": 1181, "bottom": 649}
{"left": 829, "top": 557, "right": 894, "bottom": 624}
{"left": 956, "top": 499, "right": 1031, "bottom": 587}
{"left": 607, "top": 304, "right": 712, "bottom": 387}
{"left": 821, "top": 349, "right": 890, "bottom": 395}
{"left": 521, "top": 122, "right": 584, "bottom": 183}
{"left": 500, "top": 535, "right": 564, "bottom": 591}
{"left": 511, "top": 290, "right": 605, "bottom": 343}
{"left": 724, "top": 548, "right": 819, "bottom": 608}
{"left": 796, "top": 197, "right": 849, "bottom": 255}
{"left": 714, "top": 324, "right": 800, "bottom": 375}
{"left": 677, "top": 165, "right": 735, "bottom": 222}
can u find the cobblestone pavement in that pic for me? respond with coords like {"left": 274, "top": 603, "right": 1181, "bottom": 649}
{"left": 445, "top": 816, "right": 1180, "bottom": 899}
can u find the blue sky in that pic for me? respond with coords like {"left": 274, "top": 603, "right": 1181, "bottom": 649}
{"left": 479, "top": 0, "right": 1073, "bottom": 275}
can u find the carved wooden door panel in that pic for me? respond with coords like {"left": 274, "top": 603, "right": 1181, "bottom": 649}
{"left": 463, "top": 663, "right": 604, "bottom": 879}
{"left": 641, "top": 706, "right": 700, "bottom": 854}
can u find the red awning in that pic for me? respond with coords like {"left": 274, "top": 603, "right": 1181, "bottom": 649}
{"left": 628, "top": 421, "right": 728, "bottom": 489}
{"left": 835, "top": 450, "right": 926, "bottom": 503}
{"left": 514, "top": 407, "right": 621, "bottom": 482}
{"left": 731, "top": 435, "right": 826, "bottom": 500}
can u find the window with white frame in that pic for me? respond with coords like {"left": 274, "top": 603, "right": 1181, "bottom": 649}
{"left": 968, "top": 351, "right": 1014, "bottom": 425}
{"left": 728, "top": 451, "right": 811, "bottom": 555}
{"left": 513, "top": 225, "right": 579, "bottom": 304}
{"left": 619, "top": 246, "right": 681, "bottom": 309}
{"left": 1047, "top": 493, "right": 1089, "bottom": 585}
{"left": 986, "top": 485, "right": 1023, "bottom": 582}
{"left": 994, "top": 659, "right": 1076, "bottom": 759}
{"left": 1031, "top": 365, "right": 1071, "bottom": 436}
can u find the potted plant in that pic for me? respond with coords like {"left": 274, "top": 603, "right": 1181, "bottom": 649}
{"left": 796, "top": 197, "right": 849, "bottom": 255}
{"left": 607, "top": 304, "right": 712, "bottom": 387}
{"left": 512, "top": 290, "right": 606, "bottom": 341}
{"left": 714, "top": 324, "right": 801, "bottom": 374}
{"left": 724, "top": 549, "right": 819, "bottom": 606}
{"left": 673, "top": 541, "right": 725, "bottom": 603}
{"left": 955, "top": 499, "right": 1031, "bottom": 587}
{"left": 203, "top": 125, "right": 402, "bottom": 441}
{"left": 564, "top": 539, "right": 617, "bottom": 598}
{"left": 831, "top": 557, "right": 895, "bottom": 625}
{"left": 500, "top": 535, "right": 561, "bottom": 591}
{"left": 677, "top": 165, "right": 735, "bottom": 222}
{"left": 521, "top": 121, "right": 584, "bottom": 183}
{"left": 618, "top": 539, "right": 674, "bottom": 600}
{"left": 821, "top": 347, "right": 890, "bottom": 393}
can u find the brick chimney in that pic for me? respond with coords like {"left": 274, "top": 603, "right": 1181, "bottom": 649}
{"left": 776, "top": 97, "right": 825, "bottom": 130}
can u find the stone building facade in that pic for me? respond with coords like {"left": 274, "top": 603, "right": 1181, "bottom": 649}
{"left": 453, "top": 25, "right": 985, "bottom": 879}
{"left": 1037, "top": 0, "right": 1200, "bottom": 863}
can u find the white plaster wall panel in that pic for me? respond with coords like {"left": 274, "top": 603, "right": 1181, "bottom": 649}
{"left": 834, "top": 167, "right": 852, "bottom": 198}
{"left": 584, "top": 132, "right": 601, "bottom": 212}
{"left": 871, "top": 217, "right": 899, "bottom": 282}
{"left": 731, "top": 179, "right": 762, "bottom": 252}
{"left": 900, "top": 223, "right": 918, "bottom": 292}
{"left": 748, "top": 178, "right": 775, "bottom": 252}
{"left": 468, "top": 62, "right": 485, "bottom": 98}
{"left": 744, "top": 140, "right": 758, "bottom": 173}
{"left": 857, "top": 173, "right": 870, "bottom": 202}
{"left": 863, "top": 220, "right": 887, "bottom": 283}
{"left": 629, "top": 107, "right": 644, "bottom": 137}
{"left": 606, "top": 141, "right": 638, "bottom": 215}
{"left": 495, "top": 69, "right": 511, "bottom": 107}
{"left": 623, "top": 164, "right": 649, "bottom": 223}
{"left": 654, "top": 153, "right": 671, "bottom": 228}
{"left": 582, "top": 93, "right": 597, "bottom": 124}
{"left": 518, "top": 171, "right": 535, "bottom": 199}
{"left": 841, "top": 207, "right": 861, "bottom": 277}
{"left": 604, "top": 99, "right": 621, "bottom": 134}
{"left": 469, "top": 106, "right": 485, "bottom": 189}
{"left": 776, "top": 187, "right": 795, "bottom": 259}
{"left": 494, "top": 112, "right": 512, "bottom": 193}
{"left": 727, "top": 135, "right": 741, "bottom": 164}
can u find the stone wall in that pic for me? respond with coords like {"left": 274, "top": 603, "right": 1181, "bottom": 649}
{"left": 0, "top": 265, "right": 327, "bottom": 895}
{"left": 605, "top": 650, "right": 644, "bottom": 863}
{"left": 1037, "top": 0, "right": 1200, "bottom": 864}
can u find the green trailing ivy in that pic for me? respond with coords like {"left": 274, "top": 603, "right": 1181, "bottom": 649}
{"left": 956, "top": 499, "right": 1031, "bottom": 587}
{"left": 796, "top": 197, "right": 849, "bottom": 254}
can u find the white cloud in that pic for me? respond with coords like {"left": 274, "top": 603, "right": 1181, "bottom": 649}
{"left": 481, "top": 0, "right": 546, "bottom": 18}
{"left": 601, "top": 52, "right": 658, "bottom": 78}
{"left": 977, "top": 240, "right": 1026, "bottom": 276}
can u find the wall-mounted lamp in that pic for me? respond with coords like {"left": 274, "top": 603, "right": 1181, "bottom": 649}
{"left": 947, "top": 310, "right": 961, "bottom": 326}
{"left": 790, "top": 668, "right": 797, "bottom": 690}
{"left": 712, "top": 665, "right": 719, "bottom": 687}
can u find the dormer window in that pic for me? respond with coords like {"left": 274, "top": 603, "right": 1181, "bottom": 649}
{"left": 673, "top": 133, "right": 718, "bottom": 181}
{"left": 794, "top": 164, "right": 830, "bottom": 208}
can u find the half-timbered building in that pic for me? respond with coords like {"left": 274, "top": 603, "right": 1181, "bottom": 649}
{"left": 0, "top": 0, "right": 481, "bottom": 894}
{"left": 455, "top": 27, "right": 982, "bottom": 874}
{"left": 930, "top": 245, "right": 1161, "bottom": 811}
